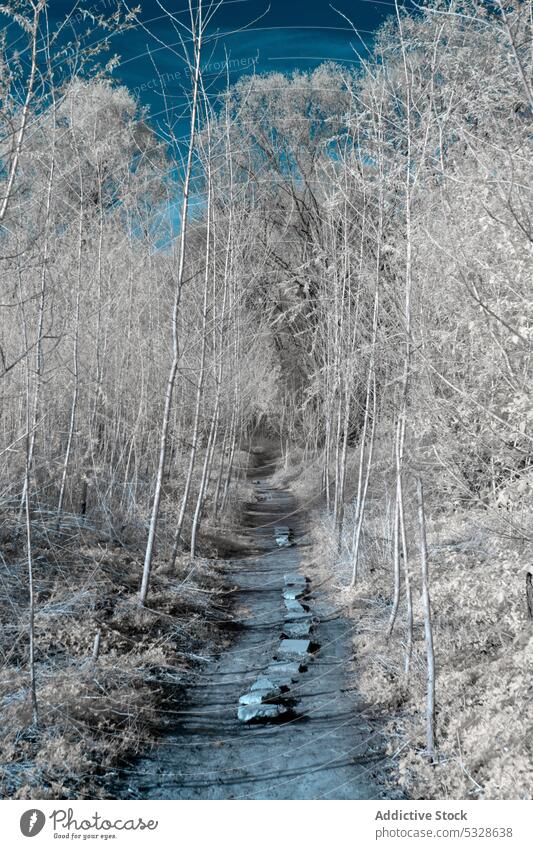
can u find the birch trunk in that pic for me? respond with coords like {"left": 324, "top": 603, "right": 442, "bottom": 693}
{"left": 140, "top": 6, "right": 203, "bottom": 604}
{"left": 416, "top": 476, "right": 436, "bottom": 758}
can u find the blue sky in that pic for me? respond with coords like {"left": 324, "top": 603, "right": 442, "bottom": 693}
{"left": 29, "top": 1, "right": 408, "bottom": 242}
{"left": 44, "top": 0, "right": 404, "bottom": 120}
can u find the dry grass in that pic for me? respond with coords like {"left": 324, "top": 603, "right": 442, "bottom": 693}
{"left": 0, "top": 472, "right": 249, "bottom": 799}
{"left": 296, "top": 440, "right": 533, "bottom": 800}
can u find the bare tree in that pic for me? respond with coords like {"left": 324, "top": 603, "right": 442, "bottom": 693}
{"left": 140, "top": 1, "right": 206, "bottom": 605}
{"left": 416, "top": 476, "right": 436, "bottom": 759}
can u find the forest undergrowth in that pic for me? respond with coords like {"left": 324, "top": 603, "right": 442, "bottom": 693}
{"left": 0, "top": 453, "right": 252, "bottom": 800}
{"left": 285, "top": 441, "right": 533, "bottom": 801}
{"left": 2, "top": 0, "right": 533, "bottom": 801}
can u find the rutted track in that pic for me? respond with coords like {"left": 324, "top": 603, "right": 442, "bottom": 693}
{"left": 117, "top": 450, "right": 396, "bottom": 800}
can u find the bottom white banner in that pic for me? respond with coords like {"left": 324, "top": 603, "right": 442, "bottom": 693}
{"left": 2, "top": 799, "right": 530, "bottom": 848}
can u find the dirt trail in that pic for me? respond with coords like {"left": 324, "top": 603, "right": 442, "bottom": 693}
{"left": 117, "top": 450, "right": 398, "bottom": 800}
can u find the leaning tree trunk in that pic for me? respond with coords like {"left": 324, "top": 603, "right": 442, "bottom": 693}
{"left": 0, "top": 3, "right": 41, "bottom": 226}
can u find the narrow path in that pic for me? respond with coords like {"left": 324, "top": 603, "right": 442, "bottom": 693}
{"left": 117, "top": 450, "right": 396, "bottom": 800}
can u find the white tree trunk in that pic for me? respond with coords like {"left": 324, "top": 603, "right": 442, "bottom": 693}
{"left": 140, "top": 7, "right": 203, "bottom": 605}
{"left": 416, "top": 476, "right": 436, "bottom": 759}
